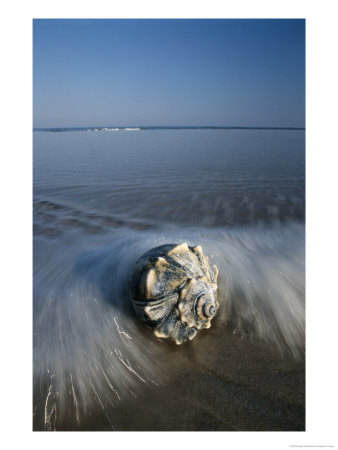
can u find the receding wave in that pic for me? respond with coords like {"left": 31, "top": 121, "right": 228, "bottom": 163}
{"left": 33, "top": 221, "right": 304, "bottom": 430}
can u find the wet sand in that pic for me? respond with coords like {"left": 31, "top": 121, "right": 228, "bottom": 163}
{"left": 39, "top": 327, "right": 304, "bottom": 431}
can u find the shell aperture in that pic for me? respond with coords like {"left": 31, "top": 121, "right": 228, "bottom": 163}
{"left": 129, "top": 243, "right": 219, "bottom": 344}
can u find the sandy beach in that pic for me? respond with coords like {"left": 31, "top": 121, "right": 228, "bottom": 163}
{"left": 34, "top": 324, "right": 304, "bottom": 431}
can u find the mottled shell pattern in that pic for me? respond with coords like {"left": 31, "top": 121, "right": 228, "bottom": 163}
{"left": 130, "top": 243, "right": 219, "bottom": 344}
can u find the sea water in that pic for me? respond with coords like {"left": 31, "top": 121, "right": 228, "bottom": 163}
{"left": 33, "top": 128, "right": 305, "bottom": 430}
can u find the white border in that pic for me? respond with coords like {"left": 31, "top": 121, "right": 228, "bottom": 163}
{"left": 2, "top": 1, "right": 337, "bottom": 449}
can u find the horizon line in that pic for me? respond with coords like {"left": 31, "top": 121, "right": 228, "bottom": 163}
{"left": 34, "top": 125, "right": 305, "bottom": 131}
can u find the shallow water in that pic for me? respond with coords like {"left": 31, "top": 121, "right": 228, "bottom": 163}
{"left": 33, "top": 129, "right": 305, "bottom": 430}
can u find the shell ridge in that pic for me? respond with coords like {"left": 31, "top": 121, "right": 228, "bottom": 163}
{"left": 166, "top": 244, "right": 204, "bottom": 276}
{"left": 131, "top": 278, "right": 189, "bottom": 305}
{"left": 132, "top": 294, "right": 176, "bottom": 307}
{"left": 191, "top": 245, "right": 218, "bottom": 285}
{"left": 178, "top": 246, "right": 213, "bottom": 283}
{"left": 154, "top": 309, "right": 182, "bottom": 342}
{"left": 165, "top": 255, "right": 196, "bottom": 278}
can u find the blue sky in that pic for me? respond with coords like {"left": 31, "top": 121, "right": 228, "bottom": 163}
{"left": 33, "top": 19, "right": 305, "bottom": 128}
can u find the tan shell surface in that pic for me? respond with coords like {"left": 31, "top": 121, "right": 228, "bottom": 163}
{"left": 130, "top": 243, "right": 219, "bottom": 344}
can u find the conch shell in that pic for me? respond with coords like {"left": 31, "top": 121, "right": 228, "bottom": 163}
{"left": 130, "top": 243, "right": 219, "bottom": 344}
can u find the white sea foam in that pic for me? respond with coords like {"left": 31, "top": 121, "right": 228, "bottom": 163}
{"left": 33, "top": 222, "right": 304, "bottom": 429}
{"left": 89, "top": 127, "right": 141, "bottom": 132}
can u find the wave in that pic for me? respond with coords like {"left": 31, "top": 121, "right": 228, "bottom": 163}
{"left": 33, "top": 126, "right": 305, "bottom": 133}
{"left": 33, "top": 198, "right": 154, "bottom": 236}
{"left": 33, "top": 222, "right": 304, "bottom": 429}
{"left": 90, "top": 127, "right": 142, "bottom": 132}
{"left": 91, "top": 127, "right": 120, "bottom": 131}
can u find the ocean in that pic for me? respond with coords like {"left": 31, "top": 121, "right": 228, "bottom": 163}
{"left": 33, "top": 127, "right": 305, "bottom": 431}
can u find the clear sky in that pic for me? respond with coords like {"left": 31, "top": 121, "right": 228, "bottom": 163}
{"left": 33, "top": 19, "right": 305, "bottom": 128}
